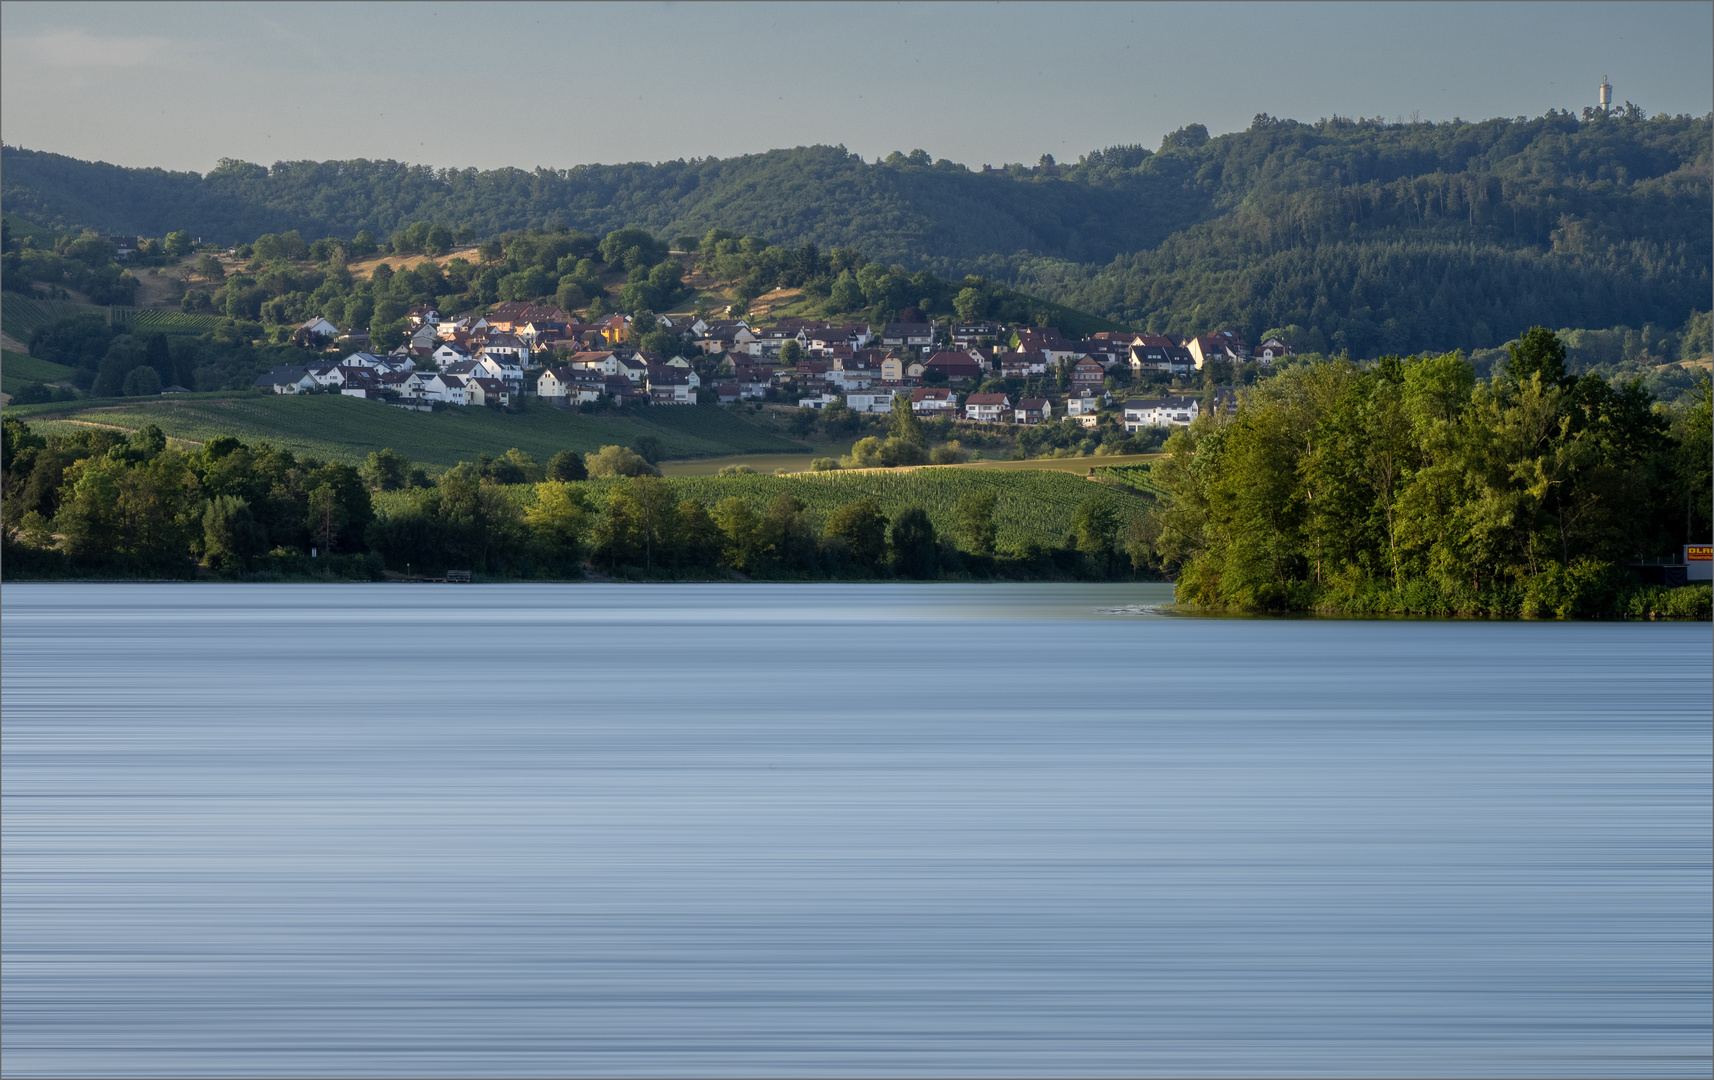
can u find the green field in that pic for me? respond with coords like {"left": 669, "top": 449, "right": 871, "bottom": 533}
{"left": 2, "top": 294, "right": 222, "bottom": 343}
{"left": 558, "top": 469, "right": 1149, "bottom": 550}
{"left": 2, "top": 349, "right": 76, "bottom": 395}
{"left": 6, "top": 393, "right": 807, "bottom": 466}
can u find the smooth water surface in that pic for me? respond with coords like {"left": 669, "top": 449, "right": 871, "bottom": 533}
{"left": 3, "top": 583, "right": 1709, "bottom": 1077}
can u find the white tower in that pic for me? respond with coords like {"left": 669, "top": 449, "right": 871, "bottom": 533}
{"left": 1599, "top": 76, "right": 1612, "bottom": 111}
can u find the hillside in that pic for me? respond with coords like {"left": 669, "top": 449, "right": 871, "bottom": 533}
{"left": 5, "top": 112, "right": 1710, "bottom": 355}
{"left": 6, "top": 394, "right": 805, "bottom": 466}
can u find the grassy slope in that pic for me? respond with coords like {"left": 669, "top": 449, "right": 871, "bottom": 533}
{"left": 565, "top": 469, "right": 1149, "bottom": 550}
{"left": 6, "top": 393, "right": 805, "bottom": 466}
{"left": 2, "top": 349, "right": 76, "bottom": 394}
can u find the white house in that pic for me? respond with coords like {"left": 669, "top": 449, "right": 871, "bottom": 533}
{"left": 1122, "top": 395, "right": 1204, "bottom": 430}
{"left": 798, "top": 393, "right": 840, "bottom": 410}
{"left": 1256, "top": 337, "right": 1292, "bottom": 365}
{"left": 1185, "top": 331, "right": 1249, "bottom": 370}
{"left": 253, "top": 366, "right": 316, "bottom": 394}
{"left": 478, "top": 354, "right": 525, "bottom": 387}
{"left": 480, "top": 333, "right": 530, "bottom": 367}
{"left": 435, "top": 374, "right": 468, "bottom": 405}
{"left": 537, "top": 366, "right": 603, "bottom": 404}
{"left": 880, "top": 322, "right": 937, "bottom": 354}
{"left": 613, "top": 354, "right": 649, "bottom": 383}
{"left": 1066, "top": 389, "right": 1108, "bottom": 417}
{"left": 296, "top": 316, "right": 340, "bottom": 342}
{"left": 909, "top": 387, "right": 956, "bottom": 415}
{"left": 843, "top": 389, "right": 900, "bottom": 414}
{"left": 964, "top": 392, "right": 1011, "bottom": 422}
{"left": 1015, "top": 397, "right": 1051, "bottom": 425}
{"left": 466, "top": 376, "right": 511, "bottom": 407}
{"left": 432, "top": 343, "right": 472, "bottom": 367}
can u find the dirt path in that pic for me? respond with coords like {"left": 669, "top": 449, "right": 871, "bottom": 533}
{"left": 1, "top": 330, "right": 30, "bottom": 353}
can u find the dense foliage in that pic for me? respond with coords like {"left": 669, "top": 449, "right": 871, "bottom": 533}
{"left": 6, "top": 110, "right": 1708, "bottom": 355}
{"left": 2, "top": 419, "right": 1150, "bottom": 582}
{"left": 1142, "top": 329, "right": 1713, "bottom": 618}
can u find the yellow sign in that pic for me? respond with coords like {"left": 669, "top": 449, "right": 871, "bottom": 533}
{"left": 1686, "top": 545, "right": 1713, "bottom": 562}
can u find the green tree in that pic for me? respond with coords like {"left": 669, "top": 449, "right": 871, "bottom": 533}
{"left": 546, "top": 450, "right": 588, "bottom": 481}
{"left": 955, "top": 490, "right": 998, "bottom": 554}
{"left": 828, "top": 272, "right": 862, "bottom": 312}
{"left": 711, "top": 495, "right": 759, "bottom": 570}
{"left": 890, "top": 505, "right": 938, "bottom": 578}
{"left": 631, "top": 436, "right": 663, "bottom": 465}
{"left": 640, "top": 329, "right": 677, "bottom": 357}
{"left": 1073, "top": 496, "right": 1120, "bottom": 573}
{"left": 555, "top": 278, "right": 587, "bottom": 313}
{"left": 163, "top": 230, "right": 192, "bottom": 258}
{"left": 756, "top": 493, "right": 816, "bottom": 572}
{"left": 582, "top": 449, "right": 654, "bottom": 483}
{"left": 888, "top": 394, "right": 924, "bottom": 445}
{"left": 201, "top": 494, "right": 262, "bottom": 573}
{"left": 1504, "top": 326, "right": 1571, "bottom": 387}
{"left": 121, "top": 365, "right": 162, "bottom": 396}
{"left": 825, "top": 498, "right": 888, "bottom": 568}
{"left": 676, "top": 498, "right": 723, "bottom": 568}
{"left": 524, "top": 480, "right": 589, "bottom": 563}
{"left": 626, "top": 475, "right": 677, "bottom": 571}
{"left": 362, "top": 448, "right": 410, "bottom": 491}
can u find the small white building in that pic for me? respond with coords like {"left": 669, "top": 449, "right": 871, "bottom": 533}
{"left": 843, "top": 389, "right": 899, "bottom": 414}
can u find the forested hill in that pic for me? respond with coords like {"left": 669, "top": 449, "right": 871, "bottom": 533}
{"left": 4, "top": 110, "right": 1710, "bottom": 355}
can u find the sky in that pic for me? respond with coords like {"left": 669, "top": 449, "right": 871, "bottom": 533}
{"left": 2, "top": 1, "right": 1710, "bottom": 174}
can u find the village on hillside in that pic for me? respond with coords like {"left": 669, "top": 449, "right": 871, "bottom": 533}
{"left": 254, "top": 302, "right": 1288, "bottom": 433}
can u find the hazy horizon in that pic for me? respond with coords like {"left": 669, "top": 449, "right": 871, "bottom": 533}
{"left": 2, "top": 1, "right": 1709, "bottom": 176}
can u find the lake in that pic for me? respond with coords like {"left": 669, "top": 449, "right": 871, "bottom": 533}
{"left": 2, "top": 583, "right": 1709, "bottom": 1078}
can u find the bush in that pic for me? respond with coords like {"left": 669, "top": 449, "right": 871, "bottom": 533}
{"left": 1619, "top": 583, "right": 1713, "bottom": 620}
{"left": 586, "top": 444, "right": 660, "bottom": 478}
{"left": 809, "top": 458, "right": 839, "bottom": 471}
{"left": 1521, "top": 559, "right": 1620, "bottom": 619}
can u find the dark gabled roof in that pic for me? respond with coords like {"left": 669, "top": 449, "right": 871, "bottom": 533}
{"left": 1017, "top": 398, "right": 1050, "bottom": 409}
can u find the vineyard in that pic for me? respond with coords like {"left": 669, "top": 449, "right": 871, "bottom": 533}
{"left": 5, "top": 394, "right": 807, "bottom": 467}
{"left": 1091, "top": 463, "right": 1167, "bottom": 499}
{"left": 1, "top": 295, "right": 222, "bottom": 343}
{"left": 436, "top": 469, "right": 1154, "bottom": 550}
{"left": 2, "top": 349, "right": 76, "bottom": 396}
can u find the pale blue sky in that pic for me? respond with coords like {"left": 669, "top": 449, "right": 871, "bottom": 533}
{"left": 3, "top": 1, "right": 1710, "bottom": 173}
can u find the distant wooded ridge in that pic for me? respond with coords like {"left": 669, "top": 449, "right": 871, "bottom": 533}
{"left": 4, "top": 110, "right": 1710, "bottom": 356}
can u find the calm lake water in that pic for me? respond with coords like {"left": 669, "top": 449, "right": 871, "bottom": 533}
{"left": 2, "top": 583, "right": 1709, "bottom": 1078}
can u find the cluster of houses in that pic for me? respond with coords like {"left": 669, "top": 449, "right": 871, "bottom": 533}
{"left": 261, "top": 304, "right": 1285, "bottom": 428}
